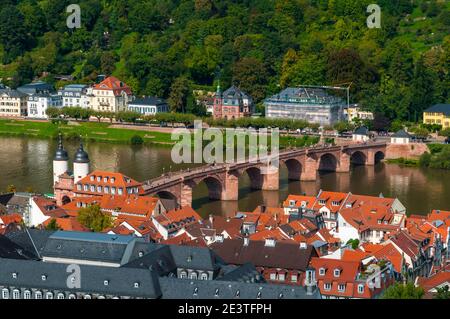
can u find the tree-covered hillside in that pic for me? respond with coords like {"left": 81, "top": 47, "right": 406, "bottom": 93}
{"left": 0, "top": 0, "right": 449, "bottom": 120}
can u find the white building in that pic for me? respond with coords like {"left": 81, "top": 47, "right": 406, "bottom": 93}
{"left": 27, "top": 93, "right": 63, "bottom": 119}
{"left": 390, "top": 129, "right": 412, "bottom": 144}
{"left": 345, "top": 106, "right": 374, "bottom": 123}
{"left": 58, "top": 84, "right": 91, "bottom": 108}
{"left": 128, "top": 97, "right": 169, "bottom": 115}
{"left": 352, "top": 126, "right": 370, "bottom": 142}
{"left": 91, "top": 76, "right": 133, "bottom": 113}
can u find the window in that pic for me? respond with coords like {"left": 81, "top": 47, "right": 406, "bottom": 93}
{"left": 319, "top": 268, "right": 326, "bottom": 276}
{"left": 0, "top": 288, "right": 9, "bottom": 301}
{"left": 104, "top": 177, "right": 108, "bottom": 183}
{"left": 270, "top": 273, "right": 276, "bottom": 281}
{"left": 84, "top": 294, "right": 92, "bottom": 299}
{"left": 77, "top": 184, "right": 82, "bottom": 191}
{"left": 84, "top": 184, "right": 89, "bottom": 191}
{"left": 68, "top": 294, "right": 76, "bottom": 299}
{"left": 134, "top": 282, "right": 140, "bottom": 288}
{"left": 24, "top": 290, "right": 31, "bottom": 299}
{"left": 278, "top": 273, "right": 285, "bottom": 281}
{"left": 358, "top": 285, "right": 364, "bottom": 294}
{"left": 180, "top": 271, "right": 187, "bottom": 279}
{"left": 46, "top": 292, "right": 54, "bottom": 299}
{"left": 57, "top": 293, "right": 65, "bottom": 299}
{"left": 90, "top": 185, "right": 95, "bottom": 192}
{"left": 97, "top": 176, "right": 101, "bottom": 182}
{"left": 35, "top": 291, "right": 43, "bottom": 299}
{"left": 190, "top": 272, "right": 198, "bottom": 280}
{"left": 324, "top": 283, "right": 331, "bottom": 291}
{"left": 291, "top": 275, "right": 298, "bottom": 283}
{"left": 104, "top": 186, "right": 109, "bottom": 194}
{"left": 111, "top": 187, "right": 116, "bottom": 194}
{"left": 118, "top": 188, "right": 123, "bottom": 195}
{"left": 12, "top": 289, "right": 20, "bottom": 299}
{"left": 97, "top": 186, "right": 102, "bottom": 193}
{"left": 200, "top": 273, "right": 208, "bottom": 281}
{"left": 90, "top": 176, "right": 95, "bottom": 181}
{"left": 104, "top": 280, "right": 109, "bottom": 286}
{"left": 334, "top": 269, "right": 340, "bottom": 277}
{"left": 12, "top": 272, "right": 17, "bottom": 279}
{"left": 319, "top": 199, "right": 326, "bottom": 205}
{"left": 97, "top": 295, "right": 105, "bottom": 299}
{"left": 338, "top": 284, "right": 346, "bottom": 292}
{"left": 41, "top": 274, "right": 47, "bottom": 281}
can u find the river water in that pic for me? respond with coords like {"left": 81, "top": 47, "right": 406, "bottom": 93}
{"left": 0, "top": 137, "right": 449, "bottom": 217}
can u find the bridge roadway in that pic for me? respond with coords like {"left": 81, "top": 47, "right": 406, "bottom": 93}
{"left": 142, "top": 142, "right": 387, "bottom": 207}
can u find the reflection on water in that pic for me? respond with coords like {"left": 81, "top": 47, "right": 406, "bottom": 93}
{"left": 0, "top": 137, "right": 449, "bottom": 217}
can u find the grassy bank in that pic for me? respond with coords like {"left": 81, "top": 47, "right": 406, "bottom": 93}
{"left": 0, "top": 119, "right": 319, "bottom": 149}
{"left": 386, "top": 144, "right": 450, "bottom": 170}
{"left": 0, "top": 119, "right": 175, "bottom": 146}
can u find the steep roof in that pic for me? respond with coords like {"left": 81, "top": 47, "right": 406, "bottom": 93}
{"left": 392, "top": 129, "right": 412, "bottom": 138}
{"left": 93, "top": 76, "right": 132, "bottom": 96}
{"left": 424, "top": 104, "right": 450, "bottom": 116}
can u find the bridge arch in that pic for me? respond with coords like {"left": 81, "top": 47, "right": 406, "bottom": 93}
{"left": 155, "top": 190, "right": 179, "bottom": 202}
{"left": 350, "top": 151, "right": 367, "bottom": 166}
{"left": 318, "top": 153, "right": 339, "bottom": 172}
{"left": 374, "top": 151, "right": 385, "bottom": 164}
{"left": 282, "top": 158, "right": 303, "bottom": 180}
{"left": 192, "top": 176, "right": 224, "bottom": 201}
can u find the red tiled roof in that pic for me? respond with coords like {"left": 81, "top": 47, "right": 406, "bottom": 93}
{"left": 0, "top": 213, "right": 22, "bottom": 226}
{"left": 74, "top": 170, "right": 143, "bottom": 196}
{"left": 42, "top": 217, "right": 89, "bottom": 232}
{"left": 93, "top": 76, "right": 132, "bottom": 96}
{"left": 283, "top": 195, "right": 316, "bottom": 209}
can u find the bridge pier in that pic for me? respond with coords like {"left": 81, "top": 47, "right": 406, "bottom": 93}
{"left": 222, "top": 172, "right": 239, "bottom": 201}
{"left": 261, "top": 168, "right": 279, "bottom": 191}
{"left": 367, "top": 150, "right": 375, "bottom": 166}
{"left": 180, "top": 183, "right": 193, "bottom": 207}
{"left": 336, "top": 153, "right": 350, "bottom": 173}
{"left": 301, "top": 157, "right": 317, "bottom": 181}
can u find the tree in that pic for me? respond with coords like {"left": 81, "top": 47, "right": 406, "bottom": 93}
{"left": 6, "top": 185, "right": 16, "bottom": 193}
{"left": 77, "top": 204, "right": 112, "bottom": 232}
{"left": 382, "top": 283, "right": 424, "bottom": 299}
{"left": 0, "top": 5, "right": 29, "bottom": 63}
{"left": 168, "top": 76, "right": 191, "bottom": 113}
{"left": 434, "top": 285, "right": 450, "bottom": 299}
{"left": 232, "top": 57, "right": 269, "bottom": 103}
{"left": 45, "top": 219, "right": 61, "bottom": 231}
{"left": 346, "top": 239, "right": 360, "bottom": 250}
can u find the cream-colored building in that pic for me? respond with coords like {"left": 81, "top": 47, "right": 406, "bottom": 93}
{"left": 423, "top": 104, "right": 450, "bottom": 129}
{"left": 390, "top": 130, "right": 412, "bottom": 144}
{"left": 345, "top": 106, "right": 374, "bottom": 123}
{"left": 90, "top": 76, "right": 133, "bottom": 113}
{"left": 0, "top": 89, "right": 28, "bottom": 117}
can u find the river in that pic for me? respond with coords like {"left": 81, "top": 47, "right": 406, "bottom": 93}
{"left": 0, "top": 137, "right": 449, "bottom": 217}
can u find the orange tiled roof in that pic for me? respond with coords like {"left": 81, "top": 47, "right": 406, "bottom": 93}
{"left": 249, "top": 228, "right": 294, "bottom": 242}
{"left": 93, "top": 76, "right": 132, "bottom": 96}
{"left": 313, "top": 191, "right": 348, "bottom": 213}
{"left": 283, "top": 194, "right": 316, "bottom": 209}
{"left": 42, "top": 217, "right": 89, "bottom": 232}
{"left": 0, "top": 213, "right": 22, "bottom": 225}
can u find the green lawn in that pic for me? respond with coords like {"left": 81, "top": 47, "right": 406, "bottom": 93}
{"left": 0, "top": 119, "right": 175, "bottom": 146}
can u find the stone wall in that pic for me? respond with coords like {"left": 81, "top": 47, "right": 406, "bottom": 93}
{"left": 385, "top": 143, "right": 429, "bottom": 160}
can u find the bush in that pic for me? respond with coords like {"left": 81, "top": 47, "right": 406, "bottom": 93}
{"left": 130, "top": 134, "right": 144, "bottom": 145}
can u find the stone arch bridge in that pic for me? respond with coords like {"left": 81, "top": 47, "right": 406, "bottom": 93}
{"left": 142, "top": 142, "right": 387, "bottom": 207}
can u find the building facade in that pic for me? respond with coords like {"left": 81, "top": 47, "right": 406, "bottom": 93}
{"left": 58, "top": 84, "right": 91, "bottom": 108}
{"left": 27, "top": 94, "right": 63, "bottom": 119}
{"left": 91, "top": 76, "right": 133, "bottom": 113}
{"left": 0, "top": 89, "right": 27, "bottom": 117}
{"left": 264, "top": 87, "right": 345, "bottom": 126}
{"left": 213, "top": 85, "right": 254, "bottom": 120}
{"left": 423, "top": 104, "right": 450, "bottom": 129}
{"left": 128, "top": 97, "right": 169, "bottom": 115}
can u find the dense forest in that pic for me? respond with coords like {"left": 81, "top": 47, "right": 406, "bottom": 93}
{"left": 0, "top": 0, "right": 449, "bottom": 120}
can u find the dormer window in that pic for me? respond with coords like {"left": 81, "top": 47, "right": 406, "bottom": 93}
{"left": 319, "top": 199, "right": 326, "bottom": 205}
{"left": 12, "top": 272, "right": 17, "bottom": 279}
{"left": 138, "top": 251, "right": 144, "bottom": 257}
{"left": 332, "top": 201, "right": 340, "bottom": 206}
{"left": 319, "top": 268, "right": 326, "bottom": 276}
{"left": 334, "top": 269, "right": 341, "bottom": 277}
{"left": 41, "top": 275, "right": 47, "bottom": 281}
{"left": 90, "top": 175, "right": 95, "bottom": 181}
{"left": 338, "top": 284, "right": 346, "bottom": 292}
{"left": 134, "top": 282, "right": 140, "bottom": 288}
{"left": 104, "top": 280, "right": 109, "bottom": 286}
{"left": 358, "top": 284, "right": 364, "bottom": 294}
{"left": 324, "top": 283, "right": 331, "bottom": 290}
{"left": 289, "top": 200, "right": 296, "bottom": 206}
{"left": 378, "top": 220, "right": 382, "bottom": 224}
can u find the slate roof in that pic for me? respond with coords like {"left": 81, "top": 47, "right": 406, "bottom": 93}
{"left": 424, "top": 104, "right": 450, "bottom": 116}
{"left": 210, "top": 239, "right": 317, "bottom": 270}
{"left": 159, "top": 277, "right": 319, "bottom": 299}
{"left": 129, "top": 97, "right": 167, "bottom": 106}
{"left": 0, "top": 258, "right": 161, "bottom": 298}
{"left": 392, "top": 129, "right": 412, "bottom": 138}
{"left": 217, "top": 263, "right": 263, "bottom": 283}
{"left": 169, "top": 244, "right": 220, "bottom": 271}
{"left": 0, "top": 89, "right": 27, "bottom": 98}
{"left": 0, "top": 235, "right": 37, "bottom": 260}
{"left": 6, "top": 229, "right": 54, "bottom": 259}
{"left": 222, "top": 86, "right": 251, "bottom": 100}
{"left": 354, "top": 126, "right": 369, "bottom": 136}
